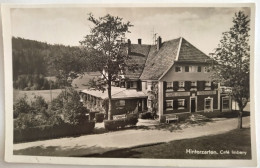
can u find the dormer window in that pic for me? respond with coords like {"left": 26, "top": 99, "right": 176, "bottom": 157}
{"left": 175, "top": 66, "right": 182, "bottom": 72}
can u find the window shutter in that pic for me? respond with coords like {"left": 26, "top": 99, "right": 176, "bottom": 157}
{"left": 184, "top": 99, "right": 188, "bottom": 108}
{"left": 163, "top": 81, "right": 167, "bottom": 92}
{"left": 185, "top": 81, "right": 191, "bottom": 91}
{"left": 211, "top": 82, "right": 216, "bottom": 90}
{"left": 137, "top": 80, "right": 142, "bottom": 91}
{"left": 198, "top": 81, "right": 205, "bottom": 91}
{"left": 173, "top": 100, "right": 178, "bottom": 109}
{"left": 197, "top": 81, "right": 202, "bottom": 91}
{"left": 173, "top": 81, "right": 179, "bottom": 91}
{"left": 202, "top": 81, "right": 205, "bottom": 90}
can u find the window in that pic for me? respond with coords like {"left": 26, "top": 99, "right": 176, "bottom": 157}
{"left": 197, "top": 66, "right": 202, "bottom": 72}
{"left": 190, "top": 81, "right": 197, "bottom": 91}
{"left": 178, "top": 81, "right": 185, "bottom": 91}
{"left": 116, "top": 100, "right": 125, "bottom": 107}
{"left": 185, "top": 66, "right": 190, "bottom": 72}
{"left": 175, "top": 66, "right": 182, "bottom": 72}
{"left": 204, "top": 98, "right": 213, "bottom": 111}
{"left": 178, "top": 99, "right": 185, "bottom": 109}
{"left": 191, "top": 81, "right": 197, "bottom": 86}
{"left": 222, "top": 98, "right": 230, "bottom": 110}
{"left": 191, "top": 66, "right": 197, "bottom": 72}
{"left": 205, "top": 81, "right": 211, "bottom": 86}
{"left": 166, "top": 82, "right": 173, "bottom": 90}
{"left": 205, "top": 81, "right": 211, "bottom": 90}
{"left": 204, "top": 66, "right": 210, "bottom": 73}
{"left": 179, "top": 81, "right": 185, "bottom": 87}
{"left": 166, "top": 100, "right": 173, "bottom": 110}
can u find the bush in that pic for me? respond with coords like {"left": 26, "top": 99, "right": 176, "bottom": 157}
{"left": 13, "top": 96, "right": 31, "bottom": 118}
{"left": 104, "top": 114, "right": 138, "bottom": 131}
{"left": 14, "top": 120, "right": 95, "bottom": 143}
{"left": 95, "top": 113, "right": 104, "bottom": 123}
{"left": 176, "top": 113, "right": 192, "bottom": 121}
{"left": 50, "top": 88, "right": 89, "bottom": 125}
{"left": 126, "top": 113, "right": 138, "bottom": 125}
{"left": 89, "top": 112, "right": 99, "bottom": 121}
{"left": 139, "top": 112, "right": 153, "bottom": 119}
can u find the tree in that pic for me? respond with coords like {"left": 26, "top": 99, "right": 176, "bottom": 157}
{"left": 80, "top": 14, "right": 133, "bottom": 120}
{"left": 211, "top": 11, "right": 250, "bottom": 129}
{"left": 48, "top": 46, "right": 84, "bottom": 88}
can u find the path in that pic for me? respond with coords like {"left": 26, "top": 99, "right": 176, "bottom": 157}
{"left": 13, "top": 116, "right": 250, "bottom": 157}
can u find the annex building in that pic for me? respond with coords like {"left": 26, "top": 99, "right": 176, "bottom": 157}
{"left": 80, "top": 37, "right": 232, "bottom": 120}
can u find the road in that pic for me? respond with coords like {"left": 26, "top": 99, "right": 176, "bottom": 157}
{"left": 13, "top": 116, "right": 250, "bottom": 157}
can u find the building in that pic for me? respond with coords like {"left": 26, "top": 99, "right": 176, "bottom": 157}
{"left": 80, "top": 36, "right": 232, "bottom": 120}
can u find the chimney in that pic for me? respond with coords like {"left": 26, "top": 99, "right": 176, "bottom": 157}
{"left": 127, "top": 39, "right": 131, "bottom": 54}
{"left": 157, "top": 36, "right": 162, "bottom": 51}
{"left": 138, "top": 39, "right": 142, "bottom": 45}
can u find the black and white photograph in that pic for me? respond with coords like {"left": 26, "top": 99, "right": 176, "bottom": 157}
{"left": 1, "top": 2, "right": 257, "bottom": 167}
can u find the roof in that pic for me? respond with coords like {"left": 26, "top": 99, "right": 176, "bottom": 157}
{"left": 71, "top": 72, "right": 101, "bottom": 89}
{"left": 177, "top": 38, "right": 211, "bottom": 63}
{"left": 140, "top": 38, "right": 181, "bottom": 80}
{"left": 139, "top": 37, "right": 211, "bottom": 80}
{"left": 81, "top": 87, "right": 147, "bottom": 99}
{"left": 124, "top": 44, "right": 150, "bottom": 80}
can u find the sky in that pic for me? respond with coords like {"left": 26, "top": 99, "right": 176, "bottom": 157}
{"left": 11, "top": 7, "right": 250, "bottom": 55}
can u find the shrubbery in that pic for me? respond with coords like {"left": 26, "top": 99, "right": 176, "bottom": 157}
{"left": 13, "top": 88, "right": 95, "bottom": 142}
{"left": 139, "top": 112, "right": 154, "bottom": 119}
{"left": 14, "top": 88, "right": 90, "bottom": 128}
{"left": 104, "top": 113, "right": 138, "bottom": 131}
{"left": 13, "top": 74, "right": 60, "bottom": 90}
{"left": 95, "top": 113, "right": 104, "bottom": 123}
{"left": 14, "top": 120, "right": 95, "bottom": 143}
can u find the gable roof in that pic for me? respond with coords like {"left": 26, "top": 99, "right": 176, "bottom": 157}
{"left": 177, "top": 38, "right": 211, "bottom": 63}
{"left": 139, "top": 38, "right": 181, "bottom": 80}
{"left": 138, "top": 37, "right": 211, "bottom": 80}
{"left": 124, "top": 44, "right": 150, "bottom": 80}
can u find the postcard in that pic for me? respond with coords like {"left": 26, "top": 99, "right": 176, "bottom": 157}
{"left": 2, "top": 2, "right": 257, "bottom": 167}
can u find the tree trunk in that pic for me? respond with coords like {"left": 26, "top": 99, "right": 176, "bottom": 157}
{"left": 108, "top": 98, "right": 112, "bottom": 120}
{"left": 237, "top": 110, "right": 243, "bottom": 129}
{"left": 107, "top": 80, "right": 113, "bottom": 120}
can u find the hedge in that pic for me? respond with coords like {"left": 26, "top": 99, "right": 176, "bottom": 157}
{"left": 14, "top": 121, "right": 95, "bottom": 143}
{"left": 139, "top": 112, "right": 153, "bottom": 119}
{"left": 104, "top": 113, "right": 138, "bottom": 131}
{"left": 95, "top": 113, "right": 104, "bottom": 123}
{"left": 197, "top": 111, "right": 250, "bottom": 118}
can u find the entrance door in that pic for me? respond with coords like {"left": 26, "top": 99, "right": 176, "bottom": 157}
{"left": 191, "top": 98, "right": 196, "bottom": 112}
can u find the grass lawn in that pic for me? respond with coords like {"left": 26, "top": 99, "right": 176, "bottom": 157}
{"left": 13, "top": 89, "right": 63, "bottom": 102}
{"left": 87, "top": 128, "right": 251, "bottom": 159}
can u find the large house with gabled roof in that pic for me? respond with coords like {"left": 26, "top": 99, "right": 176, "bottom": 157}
{"left": 80, "top": 36, "right": 232, "bottom": 121}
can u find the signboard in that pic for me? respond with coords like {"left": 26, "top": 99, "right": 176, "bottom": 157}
{"left": 197, "top": 90, "right": 216, "bottom": 95}
{"left": 166, "top": 92, "right": 190, "bottom": 97}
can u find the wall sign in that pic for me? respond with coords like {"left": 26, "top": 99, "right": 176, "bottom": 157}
{"left": 197, "top": 90, "right": 216, "bottom": 95}
{"left": 166, "top": 92, "right": 190, "bottom": 97}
